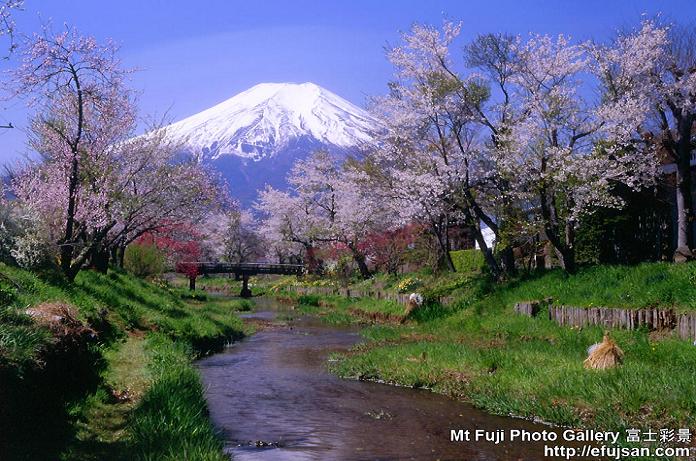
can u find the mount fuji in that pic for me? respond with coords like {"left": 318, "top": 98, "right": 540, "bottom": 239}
{"left": 163, "top": 82, "right": 380, "bottom": 206}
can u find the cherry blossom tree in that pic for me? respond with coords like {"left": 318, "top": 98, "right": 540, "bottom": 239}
{"left": 493, "top": 33, "right": 603, "bottom": 274}
{"left": 8, "top": 27, "right": 224, "bottom": 279}
{"left": 101, "top": 129, "right": 223, "bottom": 268}
{"left": 257, "top": 151, "right": 393, "bottom": 279}
{"left": 13, "top": 29, "right": 135, "bottom": 279}
{"left": 200, "top": 207, "right": 265, "bottom": 264}
{"left": 288, "top": 151, "right": 393, "bottom": 278}
{"left": 373, "top": 21, "right": 660, "bottom": 275}
{"left": 256, "top": 185, "right": 322, "bottom": 271}
{"left": 9, "top": 27, "right": 135, "bottom": 280}
{"left": 477, "top": 31, "right": 660, "bottom": 273}
{"left": 590, "top": 20, "right": 695, "bottom": 261}
{"left": 368, "top": 21, "right": 503, "bottom": 276}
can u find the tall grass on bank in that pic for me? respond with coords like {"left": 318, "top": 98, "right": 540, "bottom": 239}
{"left": 0, "top": 263, "right": 247, "bottom": 460}
{"left": 129, "top": 334, "right": 226, "bottom": 461}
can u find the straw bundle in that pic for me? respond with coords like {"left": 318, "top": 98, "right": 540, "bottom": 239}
{"left": 25, "top": 302, "right": 95, "bottom": 340}
{"left": 584, "top": 331, "right": 624, "bottom": 370}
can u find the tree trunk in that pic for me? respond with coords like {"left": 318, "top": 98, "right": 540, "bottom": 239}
{"left": 348, "top": 244, "right": 371, "bottom": 279}
{"left": 60, "top": 70, "right": 85, "bottom": 282}
{"left": 500, "top": 246, "right": 516, "bottom": 276}
{"left": 305, "top": 245, "right": 321, "bottom": 275}
{"left": 240, "top": 274, "right": 252, "bottom": 298}
{"left": 464, "top": 209, "right": 502, "bottom": 280}
{"left": 674, "top": 158, "right": 694, "bottom": 262}
{"left": 89, "top": 246, "right": 109, "bottom": 273}
{"left": 110, "top": 246, "right": 119, "bottom": 267}
{"left": 430, "top": 218, "right": 455, "bottom": 272}
{"left": 442, "top": 245, "right": 455, "bottom": 272}
{"left": 59, "top": 154, "right": 79, "bottom": 278}
{"left": 465, "top": 189, "right": 515, "bottom": 277}
{"left": 538, "top": 180, "right": 577, "bottom": 274}
{"left": 472, "top": 228, "right": 501, "bottom": 281}
{"left": 118, "top": 245, "right": 126, "bottom": 268}
{"left": 64, "top": 264, "right": 79, "bottom": 283}
{"left": 554, "top": 245, "right": 576, "bottom": 274}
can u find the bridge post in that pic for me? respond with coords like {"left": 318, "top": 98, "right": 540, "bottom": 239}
{"left": 240, "top": 274, "right": 252, "bottom": 298}
{"left": 189, "top": 276, "right": 196, "bottom": 291}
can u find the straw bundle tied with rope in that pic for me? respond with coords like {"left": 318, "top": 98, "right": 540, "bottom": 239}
{"left": 584, "top": 331, "right": 624, "bottom": 370}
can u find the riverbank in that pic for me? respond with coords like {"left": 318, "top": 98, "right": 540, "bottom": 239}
{"left": 267, "top": 262, "right": 696, "bottom": 454}
{"left": 0, "top": 263, "right": 249, "bottom": 460}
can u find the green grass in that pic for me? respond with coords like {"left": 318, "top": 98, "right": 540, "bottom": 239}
{"left": 128, "top": 333, "right": 227, "bottom": 461}
{"left": 286, "top": 292, "right": 406, "bottom": 325}
{"left": 0, "top": 263, "right": 249, "bottom": 460}
{"left": 498, "top": 263, "right": 696, "bottom": 311}
{"left": 61, "top": 336, "right": 151, "bottom": 461}
{"left": 280, "top": 261, "right": 696, "bottom": 441}
{"left": 280, "top": 261, "right": 696, "bottom": 311}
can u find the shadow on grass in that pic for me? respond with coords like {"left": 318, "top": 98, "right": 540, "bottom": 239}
{"left": 0, "top": 337, "right": 105, "bottom": 461}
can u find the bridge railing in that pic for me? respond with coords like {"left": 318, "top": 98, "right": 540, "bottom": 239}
{"left": 189, "top": 262, "right": 305, "bottom": 275}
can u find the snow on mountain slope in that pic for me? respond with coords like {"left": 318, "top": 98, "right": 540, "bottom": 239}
{"left": 165, "top": 82, "right": 378, "bottom": 161}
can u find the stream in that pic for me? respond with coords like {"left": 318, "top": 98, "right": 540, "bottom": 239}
{"left": 197, "top": 298, "right": 582, "bottom": 460}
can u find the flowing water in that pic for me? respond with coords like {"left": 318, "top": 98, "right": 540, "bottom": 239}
{"left": 197, "top": 299, "right": 582, "bottom": 460}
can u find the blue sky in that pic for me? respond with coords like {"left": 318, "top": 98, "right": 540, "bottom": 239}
{"left": 1, "top": 0, "right": 695, "bottom": 163}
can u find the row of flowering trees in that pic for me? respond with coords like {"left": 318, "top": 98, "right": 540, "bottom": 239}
{"left": 257, "top": 19, "right": 696, "bottom": 279}
{"left": 0, "top": 27, "right": 226, "bottom": 280}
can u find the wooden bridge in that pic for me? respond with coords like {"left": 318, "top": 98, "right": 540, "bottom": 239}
{"left": 185, "top": 262, "right": 304, "bottom": 297}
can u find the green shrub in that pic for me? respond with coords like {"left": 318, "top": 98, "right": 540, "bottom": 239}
{"left": 297, "top": 294, "right": 321, "bottom": 306}
{"left": 234, "top": 300, "right": 253, "bottom": 311}
{"left": 124, "top": 244, "right": 166, "bottom": 278}
{"left": 0, "top": 285, "right": 16, "bottom": 306}
{"left": 450, "top": 249, "right": 485, "bottom": 274}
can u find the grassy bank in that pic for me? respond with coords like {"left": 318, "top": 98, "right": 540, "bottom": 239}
{"left": 0, "top": 263, "right": 249, "bottom": 460}
{"left": 128, "top": 333, "right": 227, "bottom": 461}
{"left": 271, "top": 262, "right": 696, "bottom": 445}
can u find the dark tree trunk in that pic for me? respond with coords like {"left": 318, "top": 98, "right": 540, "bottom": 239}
{"left": 674, "top": 115, "right": 694, "bottom": 261}
{"left": 118, "top": 245, "right": 126, "bottom": 268}
{"left": 464, "top": 191, "right": 517, "bottom": 277}
{"left": 59, "top": 154, "right": 79, "bottom": 278}
{"left": 499, "top": 246, "right": 517, "bottom": 276}
{"left": 430, "top": 217, "right": 455, "bottom": 272}
{"left": 89, "top": 246, "right": 109, "bottom": 273}
{"left": 539, "top": 173, "right": 576, "bottom": 274}
{"left": 240, "top": 274, "right": 252, "bottom": 298}
{"left": 348, "top": 244, "right": 371, "bottom": 279}
{"left": 60, "top": 70, "right": 85, "bottom": 282}
{"left": 110, "top": 246, "right": 119, "bottom": 267}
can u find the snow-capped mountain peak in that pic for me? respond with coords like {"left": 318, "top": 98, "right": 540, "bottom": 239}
{"left": 166, "top": 82, "right": 378, "bottom": 161}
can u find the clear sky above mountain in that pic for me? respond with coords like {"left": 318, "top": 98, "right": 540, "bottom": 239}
{"left": 1, "top": 0, "right": 695, "bottom": 163}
